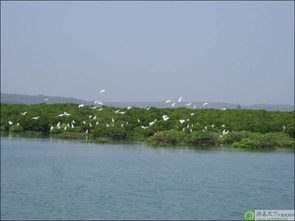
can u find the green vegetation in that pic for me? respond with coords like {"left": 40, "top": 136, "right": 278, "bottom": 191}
{"left": 1, "top": 103, "right": 294, "bottom": 149}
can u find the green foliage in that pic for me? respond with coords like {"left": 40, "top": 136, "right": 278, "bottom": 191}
{"left": 187, "top": 131, "right": 219, "bottom": 146}
{"left": 223, "top": 131, "right": 253, "bottom": 144}
{"left": 9, "top": 125, "right": 24, "bottom": 133}
{"left": 232, "top": 138, "right": 261, "bottom": 149}
{"left": 0, "top": 103, "right": 294, "bottom": 148}
{"left": 257, "top": 132, "right": 294, "bottom": 148}
{"left": 147, "top": 130, "right": 184, "bottom": 145}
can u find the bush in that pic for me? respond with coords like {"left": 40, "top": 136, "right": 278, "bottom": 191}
{"left": 223, "top": 131, "right": 252, "bottom": 144}
{"left": 187, "top": 131, "right": 218, "bottom": 146}
{"left": 232, "top": 138, "right": 261, "bottom": 149}
{"left": 147, "top": 130, "right": 184, "bottom": 145}
{"left": 9, "top": 125, "right": 24, "bottom": 133}
{"left": 258, "top": 132, "right": 294, "bottom": 148}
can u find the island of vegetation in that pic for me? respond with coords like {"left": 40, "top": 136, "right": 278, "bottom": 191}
{"left": 1, "top": 103, "right": 294, "bottom": 149}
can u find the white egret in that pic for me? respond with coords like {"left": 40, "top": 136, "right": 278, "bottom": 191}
{"left": 20, "top": 112, "right": 27, "bottom": 115}
{"left": 119, "top": 111, "right": 126, "bottom": 115}
{"left": 8, "top": 121, "right": 13, "bottom": 125}
{"left": 98, "top": 108, "right": 103, "bottom": 111}
{"left": 202, "top": 102, "right": 208, "bottom": 107}
{"left": 86, "top": 129, "right": 88, "bottom": 134}
{"left": 141, "top": 126, "right": 147, "bottom": 129}
{"left": 177, "top": 96, "right": 183, "bottom": 102}
{"left": 137, "top": 119, "right": 141, "bottom": 123}
{"left": 185, "top": 103, "right": 192, "bottom": 107}
{"left": 97, "top": 102, "right": 103, "bottom": 105}
{"left": 193, "top": 104, "right": 197, "bottom": 109}
{"left": 190, "top": 113, "right": 194, "bottom": 116}
{"left": 162, "top": 115, "right": 169, "bottom": 121}
{"left": 127, "top": 106, "right": 131, "bottom": 110}
{"left": 179, "top": 119, "right": 185, "bottom": 124}
{"left": 32, "top": 116, "right": 39, "bottom": 120}
{"left": 149, "top": 121, "right": 155, "bottom": 126}
{"left": 99, "top": 89, "right": 106, "bottom": 93}
{"left": 17, "top": 123, "right": 20, "bottom": 126}
{"left": 165, "top": 100, "right": 171, "bottom": 104}
{"left": 96, "top": 121, "right": 99, "bottom": 125}
{"left": 50, "top": 126, "right": 54, "bottom": 130}
{"left": 171, "top": 102, "right": 175, "bottom": 107}
{"left": 146, "top": 106, "right": 151, "bottom": 110}
{"left": 78, "top": 104, "right": 84, "bottom": 108}
{"left": 83, "top": 121, "right": 86, "bottom": 124}
{"left": 57, "top": 122, "right": 61, "bottom": 127}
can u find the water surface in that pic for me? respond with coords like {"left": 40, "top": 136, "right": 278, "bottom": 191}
{"left": 1, "top": 136, "right": 294, "bottom": 220}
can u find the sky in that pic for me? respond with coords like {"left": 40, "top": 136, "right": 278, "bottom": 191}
{"left": 1, "top": 1, "right": 294, "bottom": 105}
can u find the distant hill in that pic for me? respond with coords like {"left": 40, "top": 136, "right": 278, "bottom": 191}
{"left": 1, "top": 93, "right": 91, "bottom": 105}
{"left": 1, "top": 92, "right": 293, "bottom": 111}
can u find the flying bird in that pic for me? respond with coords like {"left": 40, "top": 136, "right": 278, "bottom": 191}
{"left": 202, "top": 102, "right": 208, "bottom": 107}
{"left": 171, "top": 102, "right": 175, "bottom": 107}
{"left": 99, "top": 89, "right": 106, "bottom": 93}
{"left": 165, "top": 100, "right": 171, "bottom": 104}
{"left": 177, "top": 96, "right": 183, "bottom": 102}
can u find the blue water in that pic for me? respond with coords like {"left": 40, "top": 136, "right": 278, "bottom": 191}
{"left": 1, "top": 136, "right": 294, "bottom": 220}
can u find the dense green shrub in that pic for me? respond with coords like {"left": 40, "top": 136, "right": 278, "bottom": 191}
{"left": 232, "top": 138, "right": 261, "bottom": 149}
{"left": 223, "top": 131, "right": 252, "bottom": 143}
{"left": 9, "top": 125, "right": 24, "bottom": 133}
{"left": 0, "top": 103, "right": 293, "bottom": 148}
{"left": 258, "top": 132, "right": 294, "bottom": 148}
{"left": 187, "top": 131, "right": 218, "bottom": 146}
{"left": 147, "top": 130, "right": 184, "bottom": 145}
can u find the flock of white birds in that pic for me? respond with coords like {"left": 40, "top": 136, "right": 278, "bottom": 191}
{"left": 8, "top": 89, "right": 235, "bottom": 137}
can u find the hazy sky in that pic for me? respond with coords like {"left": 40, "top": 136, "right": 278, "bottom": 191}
{"left": 1, "top": 2, "right": 294, "bottom": 104}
